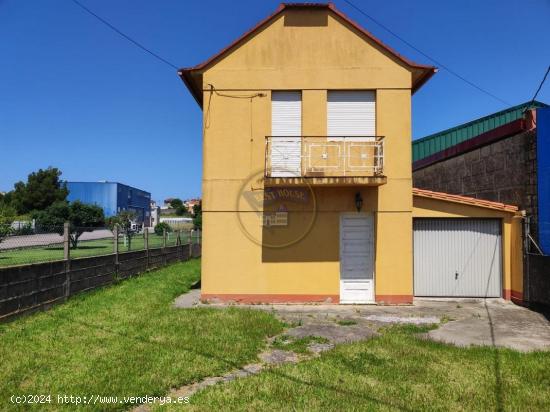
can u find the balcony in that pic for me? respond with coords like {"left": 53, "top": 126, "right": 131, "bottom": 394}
{"left": 264, "top": 136, "right": 386, "bottom": 186}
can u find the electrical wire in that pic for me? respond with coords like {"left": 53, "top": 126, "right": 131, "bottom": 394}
{"left": 341, "top": 0, "right": 512, "bottom": 106}
{"left": 528, "top": 65, "right": 550, "bottom": 105}
{"left": 207, "top": 84, "right": 266, "bottom": 99}
{"left": 69, "top": 0, "right": 179, "bottom": 70}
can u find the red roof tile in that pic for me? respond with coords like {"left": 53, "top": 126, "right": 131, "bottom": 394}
{"left": 413, "top": 188, "right": 519, "bottom": 212}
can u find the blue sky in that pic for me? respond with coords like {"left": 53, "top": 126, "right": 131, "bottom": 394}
{"left": 1, "top": 0, "right": 549, "bottom": 202}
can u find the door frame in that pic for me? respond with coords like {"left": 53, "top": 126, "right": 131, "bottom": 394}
{"left": 339, "top": 212, "right": 376, "bottom": 304}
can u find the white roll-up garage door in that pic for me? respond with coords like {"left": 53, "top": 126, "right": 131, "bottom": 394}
{"left": 413, "top": 219, "right": 502, "bottom": 297}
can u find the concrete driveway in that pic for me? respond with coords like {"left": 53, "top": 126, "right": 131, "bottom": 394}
{"left": 176, "top": 292, "right": 550, "bottom": 352}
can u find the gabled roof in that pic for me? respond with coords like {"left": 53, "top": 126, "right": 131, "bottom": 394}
{"left": 413, "top": 188, "right": 519, "bottom": 212}
{"left": 178, "top": 3, "right": 436, "bottom": 106}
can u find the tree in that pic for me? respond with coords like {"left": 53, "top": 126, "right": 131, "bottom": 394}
{"left": 192, "top": 202, "right": 202, "bottom": 230}
{"left": 154, "top": 222, "right": 172, "bottom": 236}
{"left": 169, "top": 198, "right": 188, "bottom": 216}
{"left": 0, "top": 202, "right": 16, "bottom": 244}
{"left": 34, "top": 201, "right": 105, "bottom": 248}
{"left": 11, "top": 167, "right": 69, "bottom": 214}
{"left": 169, "top": 198, "right": 183, "bottom": 209}
{"left": 106, "top": 210, "right": 136, "bottom": 250}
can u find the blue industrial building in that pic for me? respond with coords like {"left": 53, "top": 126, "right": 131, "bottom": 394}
{"left": 537, "top": 107, "right": 550, "bottom": 254}
{"left": 66, "top": 181, "right": 151, "bottom": 225}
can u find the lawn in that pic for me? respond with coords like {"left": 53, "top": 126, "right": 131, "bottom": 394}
{"left": 166, "top": 324, "right": 550, "bottom": 411}
{"left": 0, "top": 231, "right": 196, "bottom": 267}
{"left": 0, "top": 259, "right": 283, "bottom": 411}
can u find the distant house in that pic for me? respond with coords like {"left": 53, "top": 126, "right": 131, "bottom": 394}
{"left": 184, "top": 198, "right": 201, "bottom": 215}
{"left": 66, "top": 181, "right": 152, "bottom": 226}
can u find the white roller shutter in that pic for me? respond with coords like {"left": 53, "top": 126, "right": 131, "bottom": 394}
{"left": 413, "top": 219, "right": 502, "bottom": 297}
{"left": 327, "top": 91, "right": 376, "bottom": 139}
{"left": 271, "top": 91, "right": 302, "bottom": 177}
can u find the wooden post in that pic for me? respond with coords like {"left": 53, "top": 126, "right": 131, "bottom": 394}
{"left": 176, "top": 230, "right": 181, "bottom": 246}
{"left": 113, "top": 225, "right": 119, "bottom": 281}
{"left": 188, "top": 230, "right": 192, "bottom": 260}
{"left": 144, "top": 227, "right": 149, "bottom": 270}
{"left": 63, "top": 221, "right": 70, "bottom": 261}
{"left": 63, "top": 221, "right": 71, "bottom": 299}
{"left": 163, "top": 228, "right": 167, "bottom": 248}
{"left": 113, "top": 225, "right": 119, "bottom": 262}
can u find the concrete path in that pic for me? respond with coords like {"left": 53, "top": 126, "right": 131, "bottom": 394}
{"left": 175, "top": 291, "right": 550, "bottom": 352}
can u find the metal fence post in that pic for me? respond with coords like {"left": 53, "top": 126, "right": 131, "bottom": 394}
{"left": 63, "top": 221, "right": 71, "bottom": 299}
{"left": 163, "top": 228, "right": 167, "bottom": 248}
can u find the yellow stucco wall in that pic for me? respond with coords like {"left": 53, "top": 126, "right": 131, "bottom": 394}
{"left": 412, "top": 196, "right": 524, "bottom": 298}
{"left": 198, "top": 7, "right": 415, "bottom": 302}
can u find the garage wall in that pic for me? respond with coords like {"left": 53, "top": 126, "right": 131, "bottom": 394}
{"left": 412, "top": 195, "right": 523, "bottom": 303}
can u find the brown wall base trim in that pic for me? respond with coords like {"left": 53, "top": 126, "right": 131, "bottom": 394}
{"left": 503, "top": 289, "right": 524, "bottom": 305}
{"left": 201, "top": 294, "right": 340, "bottom": 304}
{"left": 375, "top": 295, "right": 413, "bottom": 304}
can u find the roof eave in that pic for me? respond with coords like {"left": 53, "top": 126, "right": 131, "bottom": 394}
{"left": 178, "top": 69, "right": 203, "bottom": 106}
{"left": 412, "top": 67, "right": 438, "bottom": 94}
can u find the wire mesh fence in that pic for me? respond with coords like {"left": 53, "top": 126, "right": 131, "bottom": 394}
{"left": 0, "top": 224, "right": 201, "bottom": 268}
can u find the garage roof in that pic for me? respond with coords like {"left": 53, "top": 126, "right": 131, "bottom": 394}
{"left": 413, "top": 188, "right": 519, "bottom": 212}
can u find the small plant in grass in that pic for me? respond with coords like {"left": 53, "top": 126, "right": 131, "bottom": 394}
{"left": 272, "top": 335, "right": 329, "bottom": 354}
{"left": 440, "top": 315, "right": 455, "bottom": 324}
{"left": 336, "top": 319, "right": 358, "bottom": 326}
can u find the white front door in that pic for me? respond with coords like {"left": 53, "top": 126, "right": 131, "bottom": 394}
{"left": 271, "top": 91, "right": 302, "bottom": 177}
{"left": 340, "top": 214, "right": 375, "bottom": 304}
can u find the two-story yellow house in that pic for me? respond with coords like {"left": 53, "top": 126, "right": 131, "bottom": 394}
{"left": 179, "top": 3, "right": 524, "bottom": 305}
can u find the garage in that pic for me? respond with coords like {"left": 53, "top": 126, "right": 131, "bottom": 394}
{"left": 413, "top": 218, "right": 502, "bottom": 297}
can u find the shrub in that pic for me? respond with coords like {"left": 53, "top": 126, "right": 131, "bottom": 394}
{"left": 154, "top": 222, "right": 172, "bottom": 236}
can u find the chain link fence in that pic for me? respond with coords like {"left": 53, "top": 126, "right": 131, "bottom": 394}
{"left": 0, "top": 224, "right": 201, "bottom": 268}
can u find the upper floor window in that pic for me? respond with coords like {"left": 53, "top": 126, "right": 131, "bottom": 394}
{"left": 271, "top": 91, "right": 302, "bottom": 136}
{"left": 327, "top": 91, "right": 376, "bottom": 140}
{"left": 270, "top": 91, "right": 302, "bottom": 177}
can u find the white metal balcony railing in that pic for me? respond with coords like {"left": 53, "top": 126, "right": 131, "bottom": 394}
{"left": 264, "top": 136, "right": 384, "bottom": 178}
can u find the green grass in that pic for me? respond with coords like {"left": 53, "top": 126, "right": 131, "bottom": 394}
{"left": 271, "top": 335, "right": 330, "bottom": 354}
{"left": 0, "top": 232, "right": 196, "bottom": 267}
{"left": 0, "top": 259, "right": 283, "bottom": 411}
{"left": 169, "top": 324, "right": 550, "bottom": 411}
